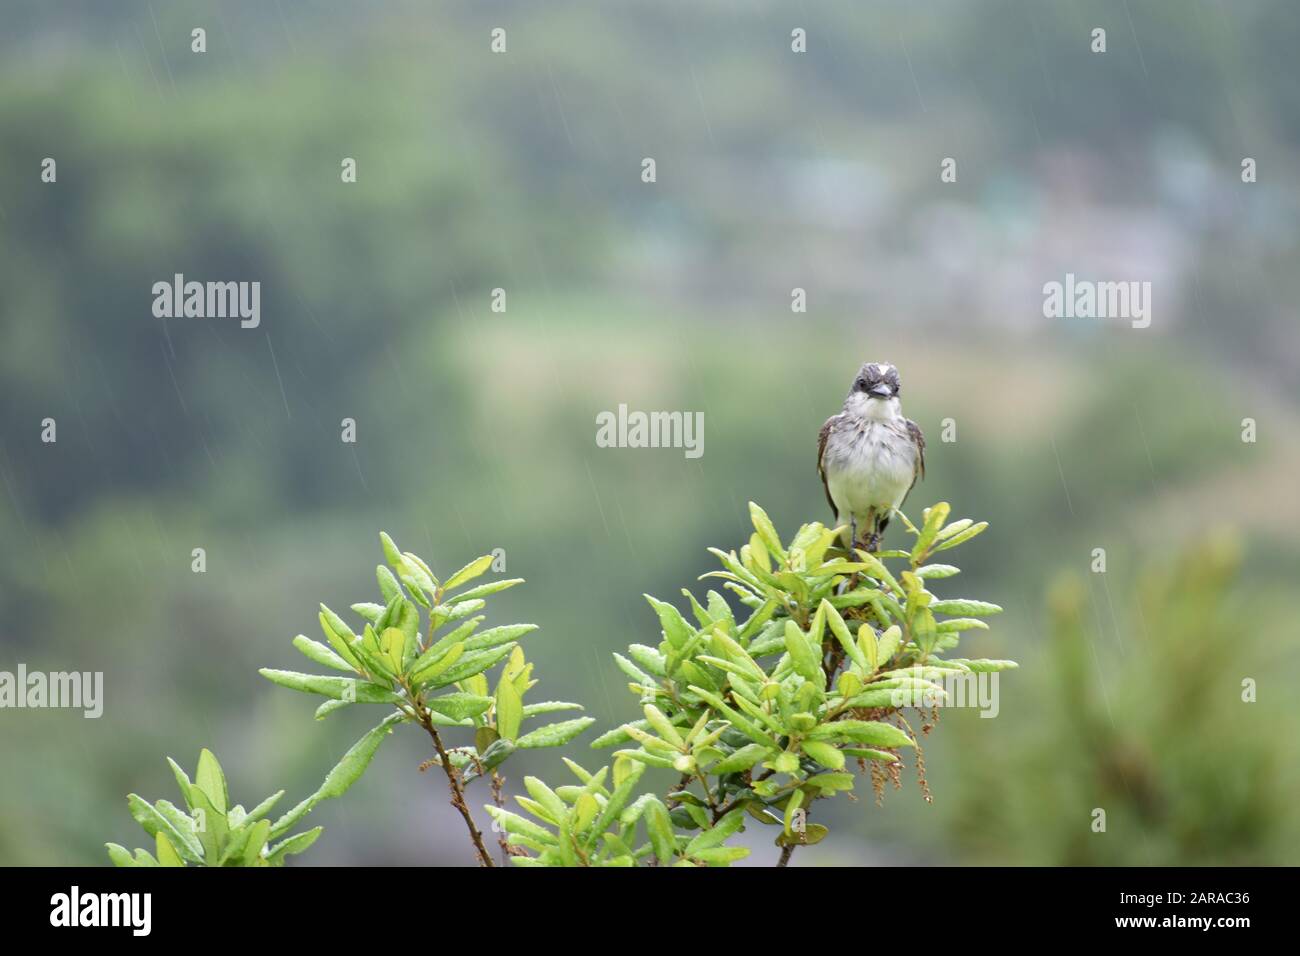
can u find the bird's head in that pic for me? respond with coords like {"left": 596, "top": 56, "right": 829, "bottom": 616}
{"left": 845, "top": 362, "right": 902, "bottom": 418}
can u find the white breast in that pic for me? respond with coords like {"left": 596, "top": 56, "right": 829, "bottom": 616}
{"left": 824, "top": 420, "right": 915, "bottom": 520}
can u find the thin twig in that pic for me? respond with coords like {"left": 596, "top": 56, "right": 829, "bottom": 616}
{"left": 489, "top": 770, "right": 515, "bottom": 864}
{"left": 416, "top": 710, "right": 494, "bottom": 867}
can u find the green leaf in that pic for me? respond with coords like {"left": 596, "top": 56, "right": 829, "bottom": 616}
{"left": 844, "top": 687, "right": 943, "bottom": 709}
{"left": 806, "top": 775, "right": 857, "bottom": 796}
{"left": 314, "top": 699, "right": 352, "bottom": 720}
{"left": 194, "top": 749, "right": 229, "bottom": 815}
{"left": 627, "top": 643, "right": 668, "bottom": 677}
{"left": 823, "top": 600, "right": 868, "bottom": 671}
{"left": 843, "top": 747, "right": 899, "bottom": 762}
{"left": 644, "top": 594, "right": 694, "bottom": 650}
{"left": 350, "top": 602, "right": 385, "bottom": 624}
{"left": 643, "top": 797, "right": 677, "bottom": 864}
{"left": 687, "top": 686, "right": 777, "bottom": 747}
{"left": 777, "top": 823, "right": 829, "bottom": 847}
{"left": 318, "top": 604, "right": 357, "bottom": 643}
{"left": 708, "top": 742, "right": 774, "bottom": 775}
{"left": 521, "top": 700, "right": 583, "bottom": 718}
{"left": 240, "top": 819, "right": 272, "bottom": 865}
{"left": 166, "top": 757, "right": 194, "bottom": 810}
{"left": 106, "top": 843, "right": 135, "bottom": 867}
{"left": 935, "top": 518, "right": 972, "bottom": 541}
{"left": 152, "top": 799, "right": 204, "bottom": 861}
{"left": 748, "top": 502, "right": 785, "bottom": 559}
{"left": 930, "top": 599, "right": 1002, "bottom": 616}
{"left": 516, "top": 717, "right": 596, "bottom": 749}
{"left": 584, "top": 760, "right": 647, "bottom": 848}
{"left": 685, "top": 807, "right": 747, "bottom": 855}
{"left": 445, "top": 554, "right": 494, "bottom": 591}
{"left": 800, "top": 739, "right": 846, "bottom": 770}
{"left": 935, "top": 618, "right": 990, "bottom": 633}
{"left": 292, "top": 635, "right": 353, "bottom": 673}
{"left": 258, "top": 669, "right": 400, "bottom": 704}
{"left": 783, "top": 621, "right": 822, "bottom": 684}
{"left": 692, "top": 846, "right": 751, "bottom": 865}
{"left": 572, "top": 793, "right": 600, "bottom": 832}
{"left": 932, "top": 521, "right": 989, "bottom": 552}
{"left": 806, "top": 719, "right": 913, "bottom": 748}
{"left": 590, "top": 720, "right": 647, "bottom": 749}
{"left": 915, "top": 563, "right": 961, "bottom": 579}
{"left": 184, "top": 785, "right": 228, "bottom": 864}
{"left": 412, "top": 642, "right": 516, "bottom": 689}
{"left": 471, "top": 738, "right": 516, "bottom": 777}
{"left": 463, "top": 623, "right": 538, "bottom": 652}
{"left": 243, "top": 790, "right": 285, "bottom": 825}
{"left": 767, "top": 750, "right": 800, "bottom": 774}
{"left": 496, "top": 674, "right": 524, "bottom": 740}
{"left": 269, "top": 714, "right": 403, "bottom": 839}
{"left": 397, "top": 554, "right": 436, "bottom": 605}
{"left": 485, "top": 806, "right": 556, "bottom": 845}
{"left": 396, "top": 601, "right": 421, "bottom": 665}
{"left": 448, "top": 578, "right": 524, "bottom": 604}
{"left": 318, "top": 714, "right": 403, "bottom": 801}
{"left": 946, "top": 658, "right": 1019, "bottom": 672}
{"left": 876, "top": 625, "right": 902, "bottom": 665}
{"left": 707, "top": 630, "right": 765, "bottom": 681}
{"left": 126, "top": 795, "right": 199, "bottom": 863}
{"left": 379, "top": 531, "right": 404, "bottom": 567}
{"left": 375, "top": 566, "right": 402, "bottom": 605}
{"left": 266, "top": 826, "right": 323, "bottom": 866}
{"left": 643, "top": 704, "right": 684, "bottom": 748}
{"left": 462, "top": 673, "right": 490, "bottom": 698}
{"left": 426, "top": 692, "right": 494, "bottom": 722}
{"left": 911, "top": 502, "right": 951, "bottom": 563}
{"left": 613, "top": 654, "right": 654, "bottom": 688}
{"left": 408, "top": 641, "right": 465, "bottom": 683}
{"left": 317, "top": 611, "right": 363, "bottom": 673}
{"left": 379, "top": 626, "right": 406, "bottom": 673}
{"left": 854, "top": 550, "right": 903, "bottom": 595}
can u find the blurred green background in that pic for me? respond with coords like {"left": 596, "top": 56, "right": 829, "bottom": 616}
{"left": 1, "top": 0, "right": 1298, "bottom": 865}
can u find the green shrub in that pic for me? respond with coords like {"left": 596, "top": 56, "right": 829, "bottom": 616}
{"left": 108, "top": 501, "right": 1014, "bottom": 866}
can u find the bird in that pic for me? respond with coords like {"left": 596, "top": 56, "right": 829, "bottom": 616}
{"left": 817, "top": 361, "right": 926, "bottom": 553}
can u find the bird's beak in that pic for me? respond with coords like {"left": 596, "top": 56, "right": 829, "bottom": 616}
{"left": 869, "top": 384, "right": 893, "bottom": 398}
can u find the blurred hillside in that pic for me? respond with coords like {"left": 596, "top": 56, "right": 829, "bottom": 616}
{"left": 0, "top": 0, "right": 1297, "bottom": 865}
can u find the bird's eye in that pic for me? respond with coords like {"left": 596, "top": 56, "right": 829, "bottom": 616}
{"left": 856, "top": 379, "right": 868, "bottom": 391}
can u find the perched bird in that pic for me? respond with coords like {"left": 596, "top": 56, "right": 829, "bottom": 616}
{"left": 817, "top": 362, "right": 926, "bottom": 552}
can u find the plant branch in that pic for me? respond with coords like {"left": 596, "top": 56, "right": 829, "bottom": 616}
{"left": 415, "top": 707, "right": 494, "bottom": 867}
{"left": 489, "top": 770, "right": 515, "bottom": 864}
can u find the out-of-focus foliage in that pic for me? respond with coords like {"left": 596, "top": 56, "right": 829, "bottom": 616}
{"left": 2, "top": 1, "right": 1299, "bottom": 865}
{"left": 944, "top": 533, "right": 1295, "bottom": 865}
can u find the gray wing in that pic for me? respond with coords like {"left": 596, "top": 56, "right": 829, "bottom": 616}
{"left": 816, "top": 415, "right": 839, "bottom": 518}
{"left": 901, "top": 418, "right": 926, "bottom": 504}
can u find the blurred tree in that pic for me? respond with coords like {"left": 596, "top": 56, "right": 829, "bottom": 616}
{"left": 945, "top": 531, "right": 1292, "bottom": 865}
